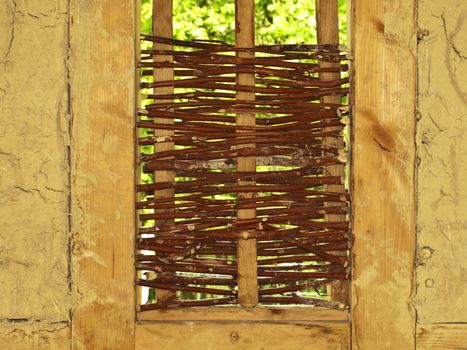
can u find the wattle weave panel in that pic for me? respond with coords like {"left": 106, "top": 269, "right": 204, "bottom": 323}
{"left": 136, "top": 35, "right": 350, "bottom": 310}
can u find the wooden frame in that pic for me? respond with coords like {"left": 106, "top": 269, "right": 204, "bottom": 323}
{"left": 351, "top": 0, "right": 417, "bottom": 348}
{"left": 137, "top": 306, "right": 348, "bottom": 323}
{"left": 136, "top": 322, "right": 350, "bottom": 350}
{"left": 70, "top": 0, "right": 137, "bottom": 349}
{"left": 69, "top": 0, "right": 425, "bottom": 349}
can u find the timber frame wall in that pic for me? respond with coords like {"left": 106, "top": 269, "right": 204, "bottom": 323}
{"left": 73, "top": 0, "right": 419, "bottom": 348}
{"left": 2, "top": 0, "right": 467, "bottom": 349}
{"left": 70, "top": 0, "right": 466, "bottom": 348}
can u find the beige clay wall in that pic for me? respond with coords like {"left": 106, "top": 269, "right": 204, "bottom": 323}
{"left": 0, "top": 0, "right": 71, "bottom": 348}
{"left": 416, "top": 0, "right": 467, "bottom": 323}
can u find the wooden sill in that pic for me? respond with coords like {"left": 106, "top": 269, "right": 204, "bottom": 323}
{"left": 137, "top": 306, "right": 349, "bottom": 323}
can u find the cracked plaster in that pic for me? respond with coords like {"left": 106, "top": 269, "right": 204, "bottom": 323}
{"left": 416, "top": 0, "right": 467, "bottom": 323}
{"left": 0, "top": 0, "right": 71, "bottom": 344}
{"left": 1, "top": 0, "right": 467, "bottom": 346}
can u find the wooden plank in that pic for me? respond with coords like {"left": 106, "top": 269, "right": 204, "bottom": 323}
{"left": 151, "top": 0, "right": 176, "bottom": 304}
{"left": 235, "top": 0, "right": 258, "bottom": 308}
{"left": 315, "top": 0, "right": 348, "bottom": 305}
{"left": 417, "top": 324, "right": 467, "bottom": 350}
{"left": 351, "top": 0, "right": 417, "bottom": 349}
{"left": 70, "top": 0, "right": 136, "bottom": 349}
{"left": 136, "top": 322, "right": 349, "bottom": 350}
{"left": 138, "top": 306, "right": 349, "bottom": 323}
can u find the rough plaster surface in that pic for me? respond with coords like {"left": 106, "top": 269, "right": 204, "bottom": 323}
{"left": 0, "top": 321, "right": 69, "bottom": 350}
{"left": 1, "top": 0, "right": 466, "bottom": 346}
{"left": 0, "top": 0, "right": 71, "bottom": 342}
{"left": 416, "top": 0, "right": 467, "bottom": 323}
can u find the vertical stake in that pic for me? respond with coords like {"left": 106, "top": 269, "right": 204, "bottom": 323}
{"left": 235, "top": 0, "right": 258, "bottom": 308}
{"left": 316, "top": 0, "right": 349, "bottom": 304}
{"left": 152, "top": 0, "right": 176, "bottom": 305}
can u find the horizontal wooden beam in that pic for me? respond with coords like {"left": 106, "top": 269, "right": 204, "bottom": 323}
{"left": 138, "top": 306, "right": 349, "bottom": 323}
{"left": 136, "top": 322, "right": 349, "bottom": 350}
{"left": 417, "top": 324, "right": 467, "bottom": 350}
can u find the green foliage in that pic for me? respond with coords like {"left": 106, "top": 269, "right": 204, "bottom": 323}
{"left": 141, "top": 1, "right": 151, "bottom": 35}
{"left": 142, "top": 0, "right": 347, "bottom": 44}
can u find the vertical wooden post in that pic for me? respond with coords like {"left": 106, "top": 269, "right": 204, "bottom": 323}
{"left": 136, "top": 0, "right": 143, "bottom": 307}
{"left": 235, "top": 0, "right": 258, "bottom": 308}
{"left": 316, "top": 0, "right": 348, "bottom": 304}
{"left": 152, "top": 0, "right": 175, "bottom": 304}
{"left": 71, "top": 1, "right": 136, "bottom": 348}
{"left": 352, "top": 0, "right": 416, "bottom": 348}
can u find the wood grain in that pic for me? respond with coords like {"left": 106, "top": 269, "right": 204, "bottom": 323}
{"left": 417, "top": 324, "right": 467, "bottom": 350}
{"left": 152, "top": 0, "right": 176, "bottom": 305}
{"left": 138, "top": 306, "right": 349, "bottom": 323}
{"left": 351, "top": 0, "right": 417, "bottom": 348}
{"left": 316, "top": 0, "right": 348, "bottom": 305}
{"left": 317, "top": 0, "right": 340, "bottom": 46}
{"left": 136, "top": 322, "right": 349, "bottom": 350}
{"left": 136, "top": 0, "right": 143, "bottom": 307}
{"left": 235, "top": 0, "right": 258, "bottom": 308}
{"left": 70, "top": 0, "right": 136, "bottom": 349}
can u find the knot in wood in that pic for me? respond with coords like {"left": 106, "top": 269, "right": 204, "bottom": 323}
{"left": 230, "top": 331, "right": 239, "bottom": 343}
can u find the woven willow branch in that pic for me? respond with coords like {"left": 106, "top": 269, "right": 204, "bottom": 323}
{"left": 137, "top": 35, "right": 350, "bottom": 309}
